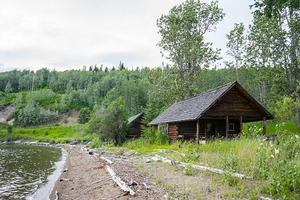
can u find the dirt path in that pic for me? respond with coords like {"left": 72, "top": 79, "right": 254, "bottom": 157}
{"left": 0, "top": 105, "right": 14, "bottom": 124}
{"left": 49, "top": 146, "right": 164, "bottom": 200}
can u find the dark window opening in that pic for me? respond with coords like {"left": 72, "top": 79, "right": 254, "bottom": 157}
{"left": 229, "top": 123, "right": 235, "bottom": 131}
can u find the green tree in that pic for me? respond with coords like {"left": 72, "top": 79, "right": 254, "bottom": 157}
{"left": 225, "top": 23, "right": 246, "bottom": 81}
{"left": 100, "top": 97, "right": 128, "bottom": 145}
{"left": 252, "top": 0, "right": 300, "bottom": 98}
{"left": 5, "top": 82, "right": 13, "bottom": 93}
{"left": 157, "top": 0, "right": 225, "bottom": 97}
{"left": 78, "top": 108, "right": 91, "bottom": 124}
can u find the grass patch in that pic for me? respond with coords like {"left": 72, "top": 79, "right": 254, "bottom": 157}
{"left": 0, "top": 125, "right": 84, "bottom": 143}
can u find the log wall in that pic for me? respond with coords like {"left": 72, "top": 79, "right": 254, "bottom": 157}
{"left": 168, "top": 123, "right": 178, "bottom": 143}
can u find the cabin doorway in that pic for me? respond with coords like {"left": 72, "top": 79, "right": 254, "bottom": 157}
{"left": 206, "top": 122, "right": 215, "bottom": 138}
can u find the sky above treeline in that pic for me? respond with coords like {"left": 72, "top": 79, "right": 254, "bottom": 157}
{"left": 0, "top": 0, "right": 254, "bottom": 72}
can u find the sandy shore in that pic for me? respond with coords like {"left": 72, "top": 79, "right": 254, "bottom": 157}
{"left": 49, "top": 146, "right": 164, "bottom": 200}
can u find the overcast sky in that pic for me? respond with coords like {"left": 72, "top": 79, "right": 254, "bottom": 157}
{"left": 0, "top": 0, "right": 254, "bottom": 72}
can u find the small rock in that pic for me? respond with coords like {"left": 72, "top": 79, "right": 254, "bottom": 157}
{"left": 89, "top": 151, "right": 93, "bottom": 155}
{"left": 145, "top": 159, "right": 151, "bottom": 163}
{"left": 63, "top": 168, "right": 68, "bottom": 172}
{"left": 59, "top": 178, "right": 64, "bottom": 182}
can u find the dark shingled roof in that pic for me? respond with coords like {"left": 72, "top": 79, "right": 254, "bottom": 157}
{"left": 149, "top": 81, "right": 237, "bottom": 125}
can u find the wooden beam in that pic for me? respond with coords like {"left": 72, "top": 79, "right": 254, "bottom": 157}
{"left": 196, "top": 120, "right": 200, "bottom": 144}
{"left": 263, "top": 117, "right": 266, "bottom": 135}
{"left": 204, "top": 120, "right": 207, "bottom": 141}
{"left": 240, "top": 116, "right": 243, "bottom": 134}
{"left": 226, "top": 116, "right": 229, "bottom": 139}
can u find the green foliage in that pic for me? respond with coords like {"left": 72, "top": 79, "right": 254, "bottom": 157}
{"left": 183, "top": 164, "right": 198, "bottom": 176}
{"left": 7, "top": 125, "right": 12, "bottom": 134}
{"left": 5, "top": 82, "right": 13, "bottom": 93}
{"left": 100, "top": 97, "right": 128, "bottom": 145}
{"left": 157, "top": 0, "right": 225, "bottom": 97}
{"left": 26, "top": 89, "right": 56, "bottom": 106}
{"left": 14, "top": 102, "right": 58, "bottom": 127}
{"left": 274, "top": 96, "right": 298, "bottom": 122}
{"left": 78, "top": 108, "right": 91, "bottom": 124}
{"left": 0, "top": 125, "right": 81, "bottom": 142}
{"left": 90, "top": 136, "right": 102, "bottom": 148}
{"left": 253, "top": 134, "right": 300, "bottom": 199}
{"left": 87, "top": 98, "right": 128, "bottom": 145}
{"left": 141, "top": 126, "right": 169, "bottom": 145}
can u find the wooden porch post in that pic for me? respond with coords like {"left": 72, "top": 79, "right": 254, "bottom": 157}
{"left": 196, "top": 119, "right": 200, "bottom": 144}
{"left": 226, "top": 116, "right": 229, "bottom": 139}
{"left": 263, "top": 117, "right": 266, "bottom": 135}
{"left": 204, "top": 120, "right": 207, "bottom": 141}
{"left": 240, "top": 116, "right": 243, "bottom": 134}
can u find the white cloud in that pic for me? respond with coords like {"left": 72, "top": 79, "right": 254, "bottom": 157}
{"left": 0, "top": 0, "right": 254, "bottom": 71}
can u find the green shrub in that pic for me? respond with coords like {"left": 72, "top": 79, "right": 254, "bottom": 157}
{"left": 274, "top": 97, "right": 298, "bottom": 123}
{"left": 141, "top": 126, "right": 168, "bottom": 145}
{"left": 183, "top": 164, "right": 198, "bottom": 176}
{"left": 26, "top": 89, "right": 56, "bottom": 106}
{"left": 90, "top": 137, "right": 102, "bottom": 148}
{"left": 7, "top": 125, "right": 13, "bottom": 134}
{"left": 253, "top": 133, "right": 300, "bottom": 199}
{"left": 90, "top": 97, "right": 128, "bottom": 145}
{"left": 14, "top": 102, "right": 58, "bottom": 127}
{"left": 78, "top": 108, "right": 91, "bottom": 124}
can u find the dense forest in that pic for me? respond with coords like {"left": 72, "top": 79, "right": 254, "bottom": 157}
{"left": 0, "top": 0, "right": 299, "bottom": 129}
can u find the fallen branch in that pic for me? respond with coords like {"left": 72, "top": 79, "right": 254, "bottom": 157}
{"left": 150, "top": 155, "right": 252, "bottom": 179}
{"left": 91, "top": 176, "right": 112, "bottom": 185}
{"left": 100, "top": 156, "right": 113, "bottom": 164}
{"left": 105, "top": 165, "right": 135, "bottom": 196}
{"left": 55, "top": 190, "right": 59, "bottom": 200}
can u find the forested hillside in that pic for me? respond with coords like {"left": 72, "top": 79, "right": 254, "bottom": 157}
{"left": 0, "top": 0, "right": 299, "bottom": 128}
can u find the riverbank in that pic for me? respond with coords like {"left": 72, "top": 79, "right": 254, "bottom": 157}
{"left": 49, "top": 146, "right": 165, "bottom": 200}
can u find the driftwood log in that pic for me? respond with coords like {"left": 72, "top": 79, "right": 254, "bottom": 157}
{"left": 100, "top": 156, "right": 113, "bottom": 164}
{"left": 150, "top": 154, "right": 252, "bottom": 179}
{"left": 105, "top": 165, "right": 135, "bottom": 196}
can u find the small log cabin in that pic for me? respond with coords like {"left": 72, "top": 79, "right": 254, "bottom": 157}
{"left": 149, "top": 81, "right": 273, "bottom": 143}
{"left": 127, "top": 113, "right": 144, "bottom": 138}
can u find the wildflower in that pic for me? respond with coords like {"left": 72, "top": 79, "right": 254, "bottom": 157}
{"left": 295, "top": 135, "right": 299, "bottom": 139}
{"left": 274, "top": 148, "right": 279, "bottom": 154}
{"left": 271, "top": 154, "right": 274, "bottom": 158}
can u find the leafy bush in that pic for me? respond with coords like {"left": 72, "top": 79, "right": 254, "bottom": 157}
{"left": 274, "top": 96, "right": 298, "bottom": 123}
{"left": 14, "top": 102, "right": 58, "bottom": 127}
{"left": 90, "top": 137, "right": 102, "bottom": 148}
{"left": 0, "top": 99, "right": 5, "bottom": 110}
{"left": 100, "top": 97, "right": 128, "bottom": 145}
{"left": 25, "top": 89, "right": 57, "bottom": 107}
{"left": 253, "top": 134, "right": 300, "bottom": 199}
{"left": 141, "top": 126, "right": 169, "bottom": 145}
{"left": 78, "top": 108, "right": 91, "bottom": 124}
{"left": 183, "top": 164, "right": 198, "bottom": 176}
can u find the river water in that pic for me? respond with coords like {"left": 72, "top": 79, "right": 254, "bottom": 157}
{"left": 0, "top": 144, "right": 63, "bottom": 200}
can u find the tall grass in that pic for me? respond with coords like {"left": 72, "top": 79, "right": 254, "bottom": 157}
{"left": 0, "top": 125, "right": 84, "bottom": 143}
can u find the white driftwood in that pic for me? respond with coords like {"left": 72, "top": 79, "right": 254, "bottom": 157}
{"left": 100, "top": 156, "right": 113, "bottom": 164}
{"left": 151, "top": 155, "right": 252, "bottom": 179}
{"left": 259, "top": 196, "right": 273, "bottom": 200}
{"left": 105, "top": 165, "right": 135, "bottom": 196}
{"left": 55, "top": 190, "right": 59, "bottom": 200}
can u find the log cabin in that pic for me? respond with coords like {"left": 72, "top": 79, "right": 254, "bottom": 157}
{"left": 149, "top": 81, "right": 273, "bottom": 143}
{"left": 127, "top": 113, "right": 144, "bottom": 138}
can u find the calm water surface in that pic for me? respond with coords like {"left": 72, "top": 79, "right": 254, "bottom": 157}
{"left": 0, "top": 144, "right": 61, "bottom": 200}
